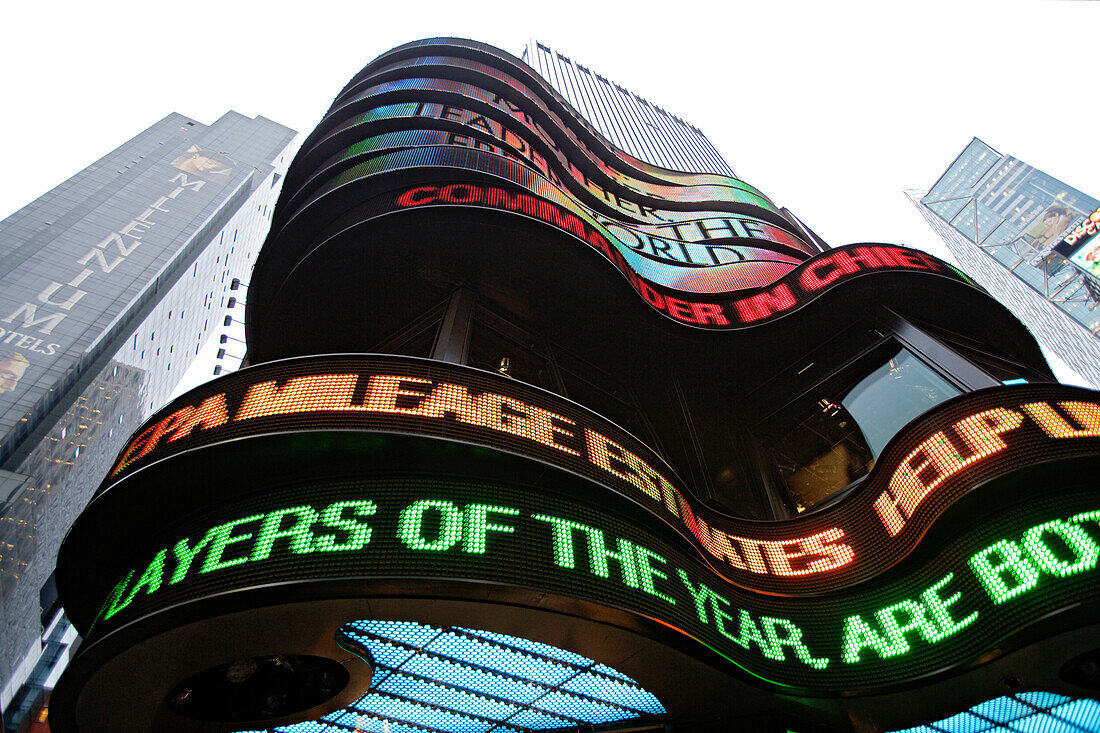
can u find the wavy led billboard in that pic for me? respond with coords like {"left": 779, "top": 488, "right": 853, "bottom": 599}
{"left": 59, "top": 355, "right": 1100, "bottom": 695}
{"left": 50, "top": 38, "right": 1100, "bottom": 733}
{"left": 246, "top": 40, "right": 847, "bottom": 355}
{"left": 93, "top": 357, "right": 1100, "bottom": 595}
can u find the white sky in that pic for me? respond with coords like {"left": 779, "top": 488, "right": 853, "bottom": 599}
{"left": 3, "top": 0, "right": 1098, "bottom": 386}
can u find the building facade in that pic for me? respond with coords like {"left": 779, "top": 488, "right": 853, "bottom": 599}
{"left": 49, "top": 41, "right": 1100, "bottom": 733}
{"left": 522, "top": 40, "right": 736, "bottom": 177}
{"left": 0, "top": 111, "right": 295, "bottom": 729}
{"left": 908, "top": 138, "right": 1100, "bottom": 387}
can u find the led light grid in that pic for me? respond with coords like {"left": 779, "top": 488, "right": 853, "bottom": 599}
{"left": 299, "top": 119, "right": 807, "bottom": 267}
{"left": 308, "top": 50, "right": 771, "bottom": 207}
{"left": 254, "top": 39, "right": 983, "bottom": 342}
{"left": 90, "top": 359, "right": 1100, "bottom": 598}
{"left": 888, "top": 692, "right": 1100, "bottom": 733}
{"left": 334, "top": 620, "right": 664, "bottom": 733}
{"left": 316, "top": 68, "right": 774, "bottom": 212}
{"left": 73, "top": 470, "right": 1100, "bottom": 692}
{"left": 287, "top": 84, "right": 765, "bottom": 233}
{"left": 337, "top": 38, "right": 751, "bottom": 191}
{"left": 274, "top": 129, "right": 954, "bottom": 325}
{"left": 264, "top": 176, "right": 965, "bottom": 337}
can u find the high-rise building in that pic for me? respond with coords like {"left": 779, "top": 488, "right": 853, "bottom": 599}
{"left": 522, "top": 40, "right": 736, "bottom": 177}
{"left": 0, "top": 111, "right": 295, "bottom": 729}
{"left": 49, "top": 40, "right": 1100, "bottom": 733}
{"left": 908, "top": 138, "right": 1100, "bottom": 387}
{"left": 522, "top": 39, "right": 824, "bottom": 252}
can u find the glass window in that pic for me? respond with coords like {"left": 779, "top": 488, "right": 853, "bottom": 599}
{"left": 368, "top": 303, "right": 444, "bottom": 359}
{"left": 467, "top": 314, "right": 557, "bottom": 391}
{"left": 464, "top": 304, "right": 663, "bottom": 456}
{"left": 763, "top": 344, "right": 960, "bottom": 513}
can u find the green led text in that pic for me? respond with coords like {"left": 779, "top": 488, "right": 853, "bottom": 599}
{"left": 841, "top": 572, "right": 977, "bottom": 663}
{"left": 969, "top": 512, "right": 1100, "bottom": 604}
{"left": 100, "top": 499, "right": 376, "bottom": 623}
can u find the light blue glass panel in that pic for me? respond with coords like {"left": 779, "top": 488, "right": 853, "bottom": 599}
{"left": 952, "top": 201, "right": 981, "bottom": 243}
{"left": 352, "top": 695, "right": 493, "bottom": 733}
{"left": 457, "top": 628, "right": 593, "bottom": 667}
{"left": 352, "top": 619, "right": 441, "bottom": 648}
{"left": 372, "top": 671, "right": 520, "bottom": 720}
{"left": 1049, "top": 698, "right": 1100, "bottom": 730}
{"left": 272, "top": 723, "right": 330, "bottom": 732}
{"left": 534, "top": 691, "right": 626, "bottom": 723}
{"left": 1016, "top": 692, "right": 1070, "bottom": 709}
{"left": 924, "top": 140, "right": 1000, "bottom": 201}
{"left": 397, "top": 654, "right": 545, "bottom": 704}
{"left": 975, "top": 204, "right": 1005, "bottom": 243}
{"left": 318, "top": 620, "right": 666, "bottom": 733}
{"left": 936, "top": 711, "right": 995, "bottom": 733}
{"left": 889, "top": 693, "right": 1099, "bottom": 733}
{"left": 1007, "top": 711, "right": 1065, "bottom": 733}
{"left": 971, "top": 696, "right": 1035, "bottom": 723}
{"left": 424, "top": 635, "right": 574, "bottom": 686}
{"left": 560, "top": 671, "right": 663, "bottom": 713}
{"left": 928, "top": 199, "right": 968, "bottom": 222}
{"left": 332, "top": 713, "right": 454, "bottom": 733}
{"left": 348, "top": 638, "right": 416, "bottom": 669}
{"left": 502, "top": 707, "right": 575, "bottom": 729}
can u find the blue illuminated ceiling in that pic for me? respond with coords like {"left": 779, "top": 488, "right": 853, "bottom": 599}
{"left": 239, "top": 621, "right": 1100, "bottom": 733}
{"left": 248, "top": 620, "right": 665, "bottom": 732}
{"left": 890, "top": 692, "right": 1100, "bottom": 733}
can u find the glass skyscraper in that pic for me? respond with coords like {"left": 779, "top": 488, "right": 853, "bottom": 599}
{"left": 908, "top": 138, "right": 1100, "bottom": 387}
{"left": 522, "top": 40, "right": 736, "bottom": 177}
{"left": 0, "top": 111, "right": 295, "bottom": 730}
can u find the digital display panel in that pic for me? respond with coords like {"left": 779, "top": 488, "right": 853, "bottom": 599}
{"left": 326, "top": 79, "right": 777, "bottom": 213}
{"left": 1054, "top": 209, "right": 1100, "bottom": 258}
{"left": 275, "top": 167, "right": 968, "bottom": 332}
{"left": 263, "top": 44, "right": 833, "bottom": 309}
{"left": 97, "top": 356, "right": 1100, "bottom": 596}
{"left": 328, "top": 53, "right": 776, "bottom": 210}
{"left": 1064, "top": 209, "right": 1100, "bottom": 280}
{"left": 391, "top": 183, "right": 960, "bottom": 326}
{"left": 252, "top": 40, "right": 1006, "bottom": 360}
{"left": 83, "top": 473, "right": 1100, "bottom": 692}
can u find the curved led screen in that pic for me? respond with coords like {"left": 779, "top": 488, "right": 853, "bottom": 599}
{"left": 74, "top": 467, "right": 1100, "bottom": 693}
{"left": 80, "top": 356, "right": 1100, "bottom": 599}
{"left": 248, "top": 38, "right": 983, "bottom": 350}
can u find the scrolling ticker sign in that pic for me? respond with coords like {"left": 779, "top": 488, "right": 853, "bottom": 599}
{"left": 58, "top": 356, "right": 1100, "bottom": 693}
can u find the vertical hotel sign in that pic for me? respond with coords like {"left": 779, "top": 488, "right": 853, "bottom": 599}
{"left": 0, "top": 145, "right": 238, "bottom": 446}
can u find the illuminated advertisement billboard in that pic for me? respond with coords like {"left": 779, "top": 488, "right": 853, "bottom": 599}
{"left": 247, "top": 40, "right": 842, "bottom": 352}
{"left": 87, "top": 356, "right": 1100, "bottom": 595}
{"left": 77, "top": 474, "right": 1100, "bottom": 692}
{"left": 58, "top": 355, "right": 1100, "bottom": 694}
{"left": 1058, "top": 209, "right": 1100, "bottom": 279}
